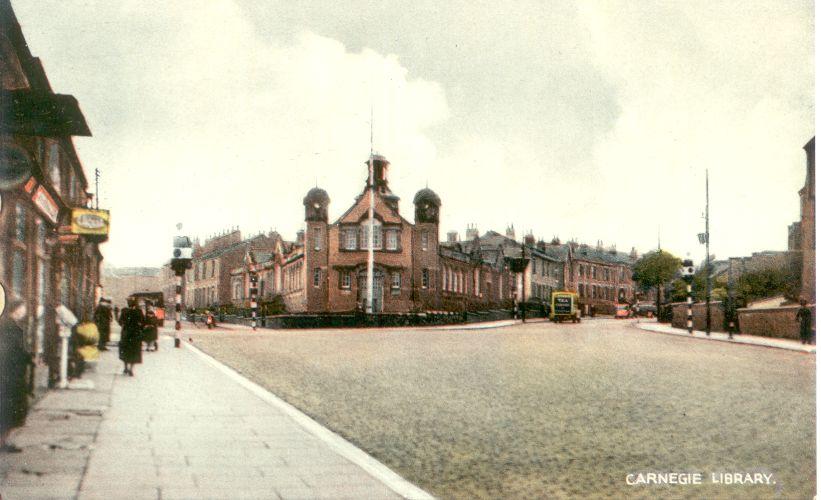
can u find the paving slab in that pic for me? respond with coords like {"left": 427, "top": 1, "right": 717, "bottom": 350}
{"left": 1, "top": 328, "right": 432, "bottom": 499}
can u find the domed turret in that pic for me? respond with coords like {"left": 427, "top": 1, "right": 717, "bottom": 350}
{"left": 413, "top": 187, "right": 441, "bottom": 223}
{"left": 303, "top": 187, "right": 330, "bottom": 222}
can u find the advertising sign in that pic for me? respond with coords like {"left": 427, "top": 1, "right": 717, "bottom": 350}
{"left": 70, "top": 208, "right": 110, "bottom": 235}
{"left": 32, "top": 185, "right": 59, "bottom": 224}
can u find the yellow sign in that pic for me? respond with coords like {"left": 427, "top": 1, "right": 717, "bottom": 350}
{"left": 70, "top": 208, "right": 110, "bottom": 236}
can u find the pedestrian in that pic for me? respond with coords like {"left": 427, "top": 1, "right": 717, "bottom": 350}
{"left": 0, "top": 299, "right": 34, "bottom": 453}
{"left": 117, "top": 298, "right": 144, "bottom": 376}
{"left": 205, "top": 310, "right": 215, "bottom": 330}
{"left": 94, "top": 298, "right": 112, "bottom": 351}
{"left": 796, "top": 299, "right": 813, "bottom": 345}
{"left": 143, "top": 304, "right": 159, "bottom": 351}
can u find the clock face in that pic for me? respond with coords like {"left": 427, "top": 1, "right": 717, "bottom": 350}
{"left": 0, "top": 145, "right": 33, "bottom": 190}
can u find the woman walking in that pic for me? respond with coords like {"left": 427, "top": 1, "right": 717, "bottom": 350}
{"left": 143, "top": 305, "right": 159, "bottom": 352}
{"left": 118, "top": 299, "right": 144, "bottom": 376}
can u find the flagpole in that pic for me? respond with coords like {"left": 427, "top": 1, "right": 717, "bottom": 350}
{"left": 704, "top": 169, "right": 711, "bottom": 336}
{"left": 366, "top": 106, "right": 375, "bottom": 314}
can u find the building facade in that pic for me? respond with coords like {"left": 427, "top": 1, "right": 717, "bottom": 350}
{"left": 462, "top": 232, "right": 637, "bottom": 315}
{"left": 226, "top": 156, "right": 514, "bottom": 314}
{"left": 799, "top": 137, "right": 815, "bottom": 303}
{"left": 1, "top": 0, "right": 106, "bottom": 390}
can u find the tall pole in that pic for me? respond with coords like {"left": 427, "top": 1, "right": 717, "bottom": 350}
{"left": 686, "top": 281, "right": 693, "bottom": 334}
{"left": 94, "top": 168, "right": 100, "bottom": 209}
{"left": 705, "top": 170, "right": 711, "bottom": 336}
{"left": 174, "top": 272, "right": 182, "bottom": 347}
{"left": 366, "top": 106, "right": 375, "bottom": 314}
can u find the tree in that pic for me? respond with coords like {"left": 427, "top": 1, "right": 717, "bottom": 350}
{"left": 632, "top": 250, "right": 681, "bottom": 319}
{"left": 737, "top": 263, "right": 801, "bottom": 303}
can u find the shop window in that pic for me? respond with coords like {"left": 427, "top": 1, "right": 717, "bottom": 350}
{"left": 36, "top": 219, "right": 46, "bottom": 253}
{"left": 12, "top": 250, "right": 25, "bottom": 298}
{"left": 48, "top": 142, "right": 60, "bottom": 191}
{"left": 15, "top": 203, "right": 26, "bottom": 241}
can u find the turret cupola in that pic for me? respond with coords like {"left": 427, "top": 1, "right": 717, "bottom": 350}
{"left": 303, "top": 187, "right": 330, "bottom": 222}
{"left": 413, "top": 187, "right": 441, "bottom": 223}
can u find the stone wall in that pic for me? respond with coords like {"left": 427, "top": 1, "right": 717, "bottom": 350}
{"left": 737, "top": 305, "right": 815, "bottom": 340}
{"left": 671, "top": 301, "right": 724, "bottom": 332}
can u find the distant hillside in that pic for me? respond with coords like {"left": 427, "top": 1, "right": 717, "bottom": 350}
{"left": 102, "top": 265, "right": 160, "bottom": 278}
{"left": 101, "top": 265, "right": 162, "bottom": 307}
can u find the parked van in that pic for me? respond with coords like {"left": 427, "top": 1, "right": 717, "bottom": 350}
{"left": 550, "top": 291, "right": 581, "bottom": 323}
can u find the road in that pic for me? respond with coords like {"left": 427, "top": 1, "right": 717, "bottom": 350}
{"left": 190, "top": 318, "right": 816, "bottom": 499}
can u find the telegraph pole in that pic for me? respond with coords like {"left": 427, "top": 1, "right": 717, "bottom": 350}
{"left": 94, "top": 168, "right": 100, "bottom": 209}
{"left": 704, "top": 170, "right": 712, "bottom": 336}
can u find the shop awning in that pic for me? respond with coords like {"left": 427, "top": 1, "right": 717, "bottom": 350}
{"left": 0, "top": 89, "right": 91, "bottom": 137}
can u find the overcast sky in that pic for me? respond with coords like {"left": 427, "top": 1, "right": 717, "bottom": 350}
{"left": 12, "top": 0, "right": 814, "bottom": 267}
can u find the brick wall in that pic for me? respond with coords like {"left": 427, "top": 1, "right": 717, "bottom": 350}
{"left": 671, "top": 301, "right": 724, "bottom": 332}
{"left": 737, "top": 305, "right": 815, "bottom": 340}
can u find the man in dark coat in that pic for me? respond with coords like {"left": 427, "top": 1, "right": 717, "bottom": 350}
{"left": 796, "top": 299, "right": 813, "bottom": 345}
{"left": 94, "top": 299, "right": 113, "bottom": 351}
{"left": 118, "top": 299, "right": 145, "bottom": 376}
{"left": 1, "top": 299, "right": 34, "bottom": 453}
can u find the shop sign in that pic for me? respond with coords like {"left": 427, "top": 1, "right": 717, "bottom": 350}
{"left": 70, "top": 208, "right": 110, "bottom": 236}
{"left": 32, "top": 185, "right": 59, "bottom": 224}
{"left": 24, "top": 177, "right": 37, "bottom": 193}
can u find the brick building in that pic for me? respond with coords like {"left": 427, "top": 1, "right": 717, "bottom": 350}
{"left": 462, "top": 231, "right": 637, "bottom": 315}
{"left": 1, "top": 0, "right": 106, "bottom": 390}
{"left": 798, "top": 137, "right": 815, "bottom": 303}
{"left": 227, "top": 155, "right": 514, "bottom": 314}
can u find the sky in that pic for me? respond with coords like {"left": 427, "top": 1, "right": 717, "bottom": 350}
{"left": 11, "top": 0, "right": 815, "bottom": 267}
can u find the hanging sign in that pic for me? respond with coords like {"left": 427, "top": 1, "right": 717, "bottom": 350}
{"left": 32, "top": 185, "right": 59, "bottom": 224}
{"left": 70, "top": 208, "right": 110, "bottom": 236}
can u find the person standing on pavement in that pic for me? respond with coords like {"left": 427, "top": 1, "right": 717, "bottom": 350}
{"left": 796, "top": 299, "right": 813, "bottom": 345}
{"left": 118, "top": 299, "right": 144, "bottom": 376}
{"left": 143, "top": 304, "right": 159, "bottom": 352}
{"left": 93, "top": 299, "right": 112, "bottom": 351}
{"left": 0, "top": 299, "right": 34, "bottom": 453}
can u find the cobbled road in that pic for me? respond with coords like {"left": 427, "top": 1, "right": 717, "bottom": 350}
{"left": 190, "top": 319, "right": 815, "bottom": 499}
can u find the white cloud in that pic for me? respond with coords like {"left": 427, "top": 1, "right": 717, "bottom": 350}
{"left": 14, "top": 0, "right": 450, "bottom": 266}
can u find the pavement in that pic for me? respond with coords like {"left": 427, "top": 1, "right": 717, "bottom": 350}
{"left": 0, "top": 328, "right": 434, "bottom": 499}
{"left": 634, "top": 319, "right": 816, "bottom": 353}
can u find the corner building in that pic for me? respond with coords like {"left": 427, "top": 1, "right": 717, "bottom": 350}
{"left": 296, "top": 155, "right": 513, "bottom": 313}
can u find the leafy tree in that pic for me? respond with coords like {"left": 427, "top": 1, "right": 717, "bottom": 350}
{"left": 737, "top": 263, "right": 801, "bottom": 302}
{"left": 632, "top": 250, "right": 682, "bottom": 317}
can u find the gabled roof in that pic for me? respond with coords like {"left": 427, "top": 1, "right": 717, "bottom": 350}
{"left": 333, "top": 189, "right": 410, "bottom": 226}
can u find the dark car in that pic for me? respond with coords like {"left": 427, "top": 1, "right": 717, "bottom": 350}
{"left": 634, "top": 302, "right": 657, "bottom": 317}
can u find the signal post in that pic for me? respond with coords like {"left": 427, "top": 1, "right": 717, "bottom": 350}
{"left": 171, "top": 226, "right": 193, "bottom": 348}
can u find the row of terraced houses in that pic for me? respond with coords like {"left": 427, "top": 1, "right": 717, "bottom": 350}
{"left": 161, "top": 156, "right": 639, "bottom": 316}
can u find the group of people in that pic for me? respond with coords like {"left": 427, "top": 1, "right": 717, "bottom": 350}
{"left": 93, "top": 298, "right": 161, "bottom": 377}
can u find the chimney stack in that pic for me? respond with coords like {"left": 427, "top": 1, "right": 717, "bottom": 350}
{"left": 466, "top": 223, "right": 479, "bottom": 241}
{"left": 447, "top": 231, "right": 459, "bottom": 243}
